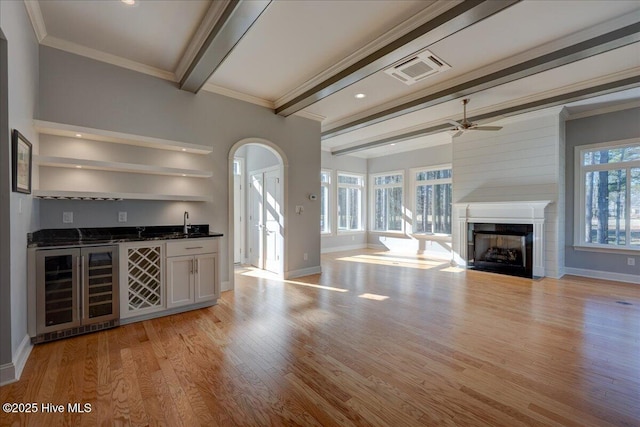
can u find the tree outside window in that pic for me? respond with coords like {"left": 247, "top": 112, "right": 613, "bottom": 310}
{"left": 337, "top": 173, "right": 364, "bottom": 232}
{"left": 414, "top": 167, "right": 452, "bottom": 235}
{"left": 372, "top": 172, "right": 403, "bottom": 232}
{"left": 579, "top": 141, "right": 640, "bottom": 248}
{"left": 320, "top": 170, "right": 331, "bottom": 234}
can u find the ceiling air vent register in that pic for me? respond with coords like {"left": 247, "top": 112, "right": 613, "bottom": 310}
{"left": 384, "top": 50, "right": 450, "bottom": 85}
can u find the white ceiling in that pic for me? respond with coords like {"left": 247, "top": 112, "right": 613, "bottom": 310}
{"left": 26, "top": 0, "right": 640, "bottom": 158}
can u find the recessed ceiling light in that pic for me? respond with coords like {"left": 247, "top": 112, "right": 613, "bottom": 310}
{"left": 390, "top": 143, "right": 396, "bottom": 146}
{"left": 181, "top": 174, "right": 186, "bottom": 177}
{"left": 354, "top": 93, "right": 366, "bottom": 99}
{"left": 76, "top": 165, "right": 82, "bottom": 169}
{"left": 75, "top": 133, "right": 82, "bottom": 138}
{"left": 121, "top": 0, "right": 136, "bottom": 5}
{"left": 181, "top": 148, "right": 187, "bottom": 152}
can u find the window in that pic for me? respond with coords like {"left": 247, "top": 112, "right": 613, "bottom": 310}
{"left": 576, "top": 140, "right": 640, "bottom": 250}
{"left": 337, "top": 173, "right": 364, "bottom": 232}
{"left": 413, "top": 166, "right": 452, "bottom": 235}
{"left": 320, "top": 170, "right": 331, "bottom": 234}
{"left": 371, "top": 172, "right": 403, "bottom": 232}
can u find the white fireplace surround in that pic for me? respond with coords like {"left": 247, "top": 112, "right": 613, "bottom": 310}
{"left": 454, "top": 201, "right": 552, "bottom": 277}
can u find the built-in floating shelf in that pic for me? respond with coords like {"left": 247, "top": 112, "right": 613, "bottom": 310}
{"left": 35, "top": 155, "right": 213, "bottom": 178}
{"left": 34, "top": 190, "right": 212, "bottom": 202}
{"left": 34, "top": 120, "right": 212, "bottom": 154}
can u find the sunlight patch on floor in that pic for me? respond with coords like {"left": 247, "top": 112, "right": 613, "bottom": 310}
{"left": 238, "top": 266, "right": 348, "bottom": 292}
{"left": 238, "top": 266, "right": 281, "bottom": 279}
{"left": 359, "top": 293, "right": 389, "bottom": 301}
{"left": 336, "top": 253, "right": 448, "bottom": 269}
{"left": 440, "top": 266, "right": 465, "bottom": 273}
{"left": 284, "top": 280, "right": 349, "bottom": 293}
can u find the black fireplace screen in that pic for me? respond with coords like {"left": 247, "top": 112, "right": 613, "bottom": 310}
{"left": 475, "top": 233, "right": 525, "bottom": 267}
{"left": 467, "top": 223, "right": 533, "bottom": 278}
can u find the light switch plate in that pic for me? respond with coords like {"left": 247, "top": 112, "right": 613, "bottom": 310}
{"left": 62, "top": 212, "right": 73, "bottom": 223}
{"left": 118, "top": 211, "right": 127, "bottom": 223}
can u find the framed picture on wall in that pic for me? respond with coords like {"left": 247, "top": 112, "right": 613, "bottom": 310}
{"left": 12, "top": 129, "right": 32, "bottom": 194}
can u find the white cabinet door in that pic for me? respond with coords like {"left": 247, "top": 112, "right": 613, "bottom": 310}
{"left": 166, "top": 255, "right": 194, "bottom": 308}
{"left": 195, "top": 253, "right": 217, "bottom": 303}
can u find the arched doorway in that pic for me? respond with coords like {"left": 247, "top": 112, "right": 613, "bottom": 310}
{"left": 227, "top": 139, "right": 288, "bottom": 291}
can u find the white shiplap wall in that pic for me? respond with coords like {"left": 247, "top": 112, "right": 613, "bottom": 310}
{"left": 452, "top": 109, "right": 564, "bottom": 278}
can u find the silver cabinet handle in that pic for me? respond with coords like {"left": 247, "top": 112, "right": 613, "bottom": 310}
{"left": 190, "top": 259, "right": 194, "bottom": 275}
{"left": 195, "top": 258, "right": 198, "bottom": 274}
{"left": 186, "top": 246, "right": 203, "bottom": 250}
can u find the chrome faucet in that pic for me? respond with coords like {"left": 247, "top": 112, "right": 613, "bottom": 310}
{"left": 183, "top": 211, "right": 191, "bottom": 235}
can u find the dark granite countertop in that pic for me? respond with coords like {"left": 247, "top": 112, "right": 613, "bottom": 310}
{"left": 28, "top": 225, "right": 223, "bottom": 248}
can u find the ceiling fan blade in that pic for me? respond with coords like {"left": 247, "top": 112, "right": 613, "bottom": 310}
{"left": 451, "top": 130, "right": 464, "bottom": 138}
{"left": 445, "top": 120, "right": 461, "bottom": 128}
{"left": 473, "top": 126, "right": 502, "bottom": 131}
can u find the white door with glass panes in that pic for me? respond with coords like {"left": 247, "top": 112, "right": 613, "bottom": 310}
{"left": 249, "top": 168, "right": 283, "bottom": 274}
{"left": 233, "top": 158, "right": 244, "bottom": 264}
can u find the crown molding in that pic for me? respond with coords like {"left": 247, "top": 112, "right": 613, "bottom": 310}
{"left": 41, "top": 35, "right": 177, "bottom": 82}
{"left": 293, "top": 111, "right": 326, "bottom": 122}
{"left": 200, "top": 83, "right": 274, "bottom": 109}
{"left": 273, "top": 0, "right": 458, "bottom": 109}
{"left": 23, "top": 0, "right": 47, "bottom": 42}
{"left": 174, "top": 0, "right": 231, "bottom": 82}
{"left": 567, "top": 99, "right": 640, "bottom": 121}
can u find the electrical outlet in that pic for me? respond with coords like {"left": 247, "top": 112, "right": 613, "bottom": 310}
{"left": 303, "top": 253, "right": 308, "bottom": 261}
{"left": 118, "top": 211, "right": 127, "bottom": 223}
{"left": 62, "top": 212, "right": 73, "bottom": 224}
{"left": 352, "top": 235, "right": 355, "bottom": 241}
{"left": 296, "top": 205, "right": 304, "bottom": 215}
{"left": 628, "top": 257, "right": 636, "bottom": 266}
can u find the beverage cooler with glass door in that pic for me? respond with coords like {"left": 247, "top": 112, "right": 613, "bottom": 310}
{"left": 32, "top": 245, "right": 119, "bottom": 343}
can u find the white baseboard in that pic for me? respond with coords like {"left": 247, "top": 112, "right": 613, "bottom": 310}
{"left": 285, "top": 266, "right": 322, "bottom": 279}
{"left": 321, "top": 244, "right": 367, "bottom": 254}
{"left": 563, "top": 267, "right": 640, "bottom": 284}
{"left": 0, "top": 334, "right": 33, "bottom": 385}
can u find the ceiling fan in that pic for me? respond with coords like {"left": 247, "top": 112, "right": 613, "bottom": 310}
{"left": 447, "top": 98, "right": 502, "bottom": 138}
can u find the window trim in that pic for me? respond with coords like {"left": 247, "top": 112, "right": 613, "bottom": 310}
{"left": 320, "top": 169, "right": 333, "bottom": 235}
{"left": 410, "top": 164, "right": 453, "bottom": 237}
{"left": 573, "top": 137, "right": 640, "bottom": 252}
{"left": 369, "top": 170, "right": 405, "bottom": 234}
{"left": 336, "top": 171, "right": 365, "bottom": 233}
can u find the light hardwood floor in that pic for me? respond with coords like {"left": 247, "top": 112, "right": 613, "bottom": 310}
{"left": 2, "top": 249, "right": 639, "bottom": 426}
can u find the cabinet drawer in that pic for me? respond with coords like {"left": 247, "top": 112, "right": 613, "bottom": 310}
{"left": 166, "top": 239, "right": 217, "bottom": 257}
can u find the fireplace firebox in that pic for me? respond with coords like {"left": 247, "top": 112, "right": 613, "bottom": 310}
{"left": 467, "top": 223, "right": 533, "bottom": 278}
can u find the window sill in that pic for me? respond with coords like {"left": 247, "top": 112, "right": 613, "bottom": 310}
{"left": 573, "top": 244, "right": 640, "bottom": 255}
{"left": 368, "top": 230, "right": 406, "bottom": 236}
{"left": 411, "top": 233, "right": 451, "bottom": 242}
{"left": 337, "top": 230, "right": 365, "bottom": 235}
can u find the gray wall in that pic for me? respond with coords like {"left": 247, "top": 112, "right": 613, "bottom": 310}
{"left": 320, "top": 151, "right": 368, "bottom": 252}
{"left": 245, "top": 144, "right": 279, "bottom": 173}
{"left": 38, "top": 46, "right": 321, "bottom": 282}
{"left": 1, "top": 0, "right": 40, "bottom": 379}
{"left": 367, "top": 143, "right": 451, "bottom": 174}
{"left": 565, "top": 107, "right": 640, "bottom": 276}
{"left": 0, "top": 20, "right": 10, "bottom": 375}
